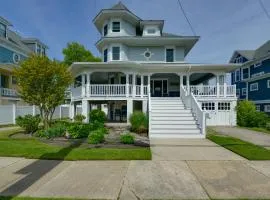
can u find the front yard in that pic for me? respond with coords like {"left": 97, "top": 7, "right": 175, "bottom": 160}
{"left": 207, "top": 128, "right": 270, "bottom": 160}
{"left": 0, "top": 128, "right": 151, "bottom": 160}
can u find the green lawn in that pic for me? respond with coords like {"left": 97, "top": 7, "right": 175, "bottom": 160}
{"left": 0, "top": 197, "right": 86, "bottom": 200}
{"left": 0, "top": 129, "right": 151, "bottom": 160}
{"left": 207, "top": 129, "right": 270, "bottom": 160}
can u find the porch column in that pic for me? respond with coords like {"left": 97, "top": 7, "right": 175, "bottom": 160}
{"left": 186, "top": 74, "right": 190, "bottom": 95}
{"left": 125, "top": 73, "right": 129, "bottom": 97}
{"left": 140, "top": 74, "right": 144, "bottom": 97}
{"left": 132, "top": 73, "right": 136, "bottom": 97}
{"left": 216, "top": 75, "right": 220, "bottom": 97}
{"left": 81, "top": 74, "right": 86, "bottom": 97}
{"left": 246, "top": 82, "right": 249, "bottom": 100}
{"left": 147, "top": 74, "right": 151, "bottom": 95}
{"left": 127, "top": 99, "right": 133, "bottom": 124}
{"left": 179, "top": 74, "right": 183, "bottom": 97}
{"left": 69, "top": 102, "right": 75, "bottom": 120}
{"left": 142, "top": 100, "right": 147, "bottom": 114}
{"left": 86, "top": 73, "right": 91, "bottom": 97}
{"left": 82, "top": 100, "right": 89, "bottom": 123}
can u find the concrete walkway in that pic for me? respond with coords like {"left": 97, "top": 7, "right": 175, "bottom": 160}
{"left": 1, "top": 139, "right": 270, "bottom": 199}
{"left": 212, "top": 126, "right": 270, "bottom": 148}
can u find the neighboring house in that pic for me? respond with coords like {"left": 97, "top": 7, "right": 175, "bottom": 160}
{"left": 0, "top": 16, "right": 48, "bottom": 105}
{"left": 230, "top": 40, "right": 270, "bottom": 113}
{"left": 69, "top": 2, "right": 239, "bottom": 138}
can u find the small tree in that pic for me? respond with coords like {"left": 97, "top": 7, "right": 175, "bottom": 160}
{"left": 15, "top": 54, "right": 73, "bottom": 129}
{"left": 62, "top": 42, "right": 101, "bottom": 66}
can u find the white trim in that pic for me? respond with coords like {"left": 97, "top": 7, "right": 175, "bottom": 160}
{"left": 267, "top": 80, "right": 270, "bottom": 88}
{"left": 103, "top": 23, "right": 108, "bottom": 37}
{"left": 250, "top": 82, "right": 258, "bottom": 91}
{"left": 164, "top": 46, "right": 176, "bottom": 62}
{"left": 12, "top": 53, "right": 20, "bottom": 64}
{"left": 235, "top": 69, "right": 240, "bottom": 82}
{"left": 112, "top": 21, "right": 121, "bottom": 33}
{"left": 253, "top": 100, "right": 270, "bottom": 104}
{"left": 242, "top": 88, "right": 246, "bottom": 95}
{"left": 111, "top": 45, "right": 121, "bottom": 61}
{"left": 254, "top": 61, "right": 262, "bottom": 68}
{"left": 241, "top": 66, "right": 249, "bottom": 80}
{"left": 0, "top": 42, "right": 29, "bottom": 57}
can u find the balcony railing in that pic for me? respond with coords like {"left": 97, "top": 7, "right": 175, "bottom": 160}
{"left": 190, "top": 85, "right": 236, "bottom": 98}
{"left": 0, "top": 88, "right": 19, "bottom": 98}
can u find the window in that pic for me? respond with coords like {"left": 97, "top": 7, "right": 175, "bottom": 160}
{"left": 251, "top": 71, "right": 264, "bottom": 78}
{"left": 267, "top": 80, "right": 270, "bottom": 88}
{"left": 112, "top": 22, "right": 120, "bottom": 32}
{"left": 256, "top": 105, "right": 261, "bottom": 112}
{"left": 0, "top": 23, "right": 6, "bottom": 38}
{"left": 147, "top": 29, "right": 156, "bottom": 34}
{"left": 254, "top": 61, "right": 262, "bottom": 68}
{"left": 103, "top": 49, "right": 108, "bottom": 62}
{"left": 236, "top": 89, "right": 240, "bottom": 97}
{"left": 242, "top": 88, "right": 247, "bottom": 96}
{"left": 250, "top": 82, "right": 258, "bottom": 91}
{"left": 264, "top": 105, "right": 270, "bottom": 112}
{"left": 202, "top": 102, "right": 215, "bottom": 110}
{"left": 13, "top": 53, "right": 20, "bottom": 64}
{"left": 242, "top": 67, "right": 249, "bottom": 80}
{"left": 235, "top": 56, "right": 243, "bottom": 63}
{"left": 103, "top": 24, "right": 108, "bottom": 36}
{"left": 235, "top": 69, "right": 240, "bottom": 82}
{"left": 166, "top": 48, "right": 174, "bottom": 62}
{"left": 218, "top": 102, "right": 231, "bottom": 110}
{"left": 112, "top": 46, "right": 120, "bottom": 60}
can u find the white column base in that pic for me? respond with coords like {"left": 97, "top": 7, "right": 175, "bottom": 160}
{"left": 127, "top": 99, "right": 133, "bottom": 124}
{"left": 142, "top": 100, "right": 147, "bottom": 114}
{"left": 82, "top": 100, "right": 89, "bottom": 123}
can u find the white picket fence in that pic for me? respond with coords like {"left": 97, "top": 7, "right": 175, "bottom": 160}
{"left": 0, "top": 104, "right": 70, "bottom": 125}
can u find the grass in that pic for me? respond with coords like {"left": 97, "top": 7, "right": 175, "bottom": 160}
{"left": 0, "top": 129, "right": 151, "bottom": 160}
{"left": 207, "top": 128, "right": 270, "bottom": 160}
{"left": 0, "top": 197, "right": 86, "bottom": 200}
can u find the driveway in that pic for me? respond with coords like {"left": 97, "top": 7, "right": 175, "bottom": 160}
{"left": 212, "top": 126, "right": 270, "bottom": 148}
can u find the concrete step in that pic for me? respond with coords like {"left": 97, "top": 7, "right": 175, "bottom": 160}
{"left": 151, "top": 116, "right": 195, "bottom": 121}
{"left": 151, "top": 120, "right": 196, "bottom": 125}
{"left": 151, "top": 113, "right": 194, "bottom": 117}
{"left": 149, "top": 134, "right": 204, "bottom": 139}
{"left": 151, "top": 105, "right": 185, "bottom": 109}
{"left": 151, "top": 124, "right": 199, "bottom": 129}
{"left": 152, "top": 109, "right": 191, "bottom": 113}
{"left": 151, "top": 129, "right": 201, "bottom": 135}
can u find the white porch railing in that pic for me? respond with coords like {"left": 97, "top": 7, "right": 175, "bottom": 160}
{"left": 90, "top": 84, "right": 126, "bottom": 96}
{"left": 181, "top": 85, "right": 206, "bottom": 136}
{"left": 0, "top": 88, "right": 19, "bottom": 97}
{"left": 190, "top": 85, "right": 236, "bottom": 98}
{"left": 135, "top": 85, "right": 141, "bottom": 96}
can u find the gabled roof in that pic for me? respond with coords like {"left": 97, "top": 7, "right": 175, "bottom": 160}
{"left": 110, "top": 1, "right": 130, "bottom": 11}
{"left": 230, "top": 40, "right": 270, "bottom": 63}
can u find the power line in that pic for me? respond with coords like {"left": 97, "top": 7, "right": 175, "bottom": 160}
{"left": 177, "top": 0, "right": 196, "bottom": 36}
{"left": 258, "top": 0, "right": 270, "bottom": 20}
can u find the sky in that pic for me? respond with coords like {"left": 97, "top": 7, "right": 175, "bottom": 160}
{"left": 1, "top": 0, "right": 270, "bottom": 64}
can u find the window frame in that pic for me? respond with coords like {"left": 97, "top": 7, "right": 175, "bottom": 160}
{"left": 201, "top": 102, "right": 215, "bottom": 111}
{"left": 103, "top": 24, "right": 108, "bottom": 36}
{"left": 241, "top": 66, "right": 250, "bottom": 80}
{"left": 250, "top": 82, "right": 258, "bottom": 91}
{"left": 165, "top": 47, "right": 175, "bottom": 62}
{"left": 267, "top": 80, "right": 270, "bottom": 88}
{"left": 112, "top": 46, "right": 120, "bottom": 61}
{"left": 235, "top": 69, "right": 240, "bottom": 82}
{"left": 112, "top": 21, "right": 120, "bottom": 32}
{"left": 264, "top": 105, "right": 270, "bottom": 112}
{"left": 254, "top": 61, "right": 262, "bottom": 68}
{"left": 256, "top": 105, "right": 261, "bottom": 112}
{"left": 103, "top": 48, "right": 108, "bottom": 62}
{"left": 242, "top": 88, "right": 247, "bottom": 96}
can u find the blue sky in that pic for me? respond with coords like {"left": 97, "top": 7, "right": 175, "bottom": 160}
{"left": 1, "top": 0, "right": 270, "bottom": 63}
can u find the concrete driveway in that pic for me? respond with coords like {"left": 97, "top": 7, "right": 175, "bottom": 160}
{"left": 1, "top": 139, "right": 270, "bottom": 200}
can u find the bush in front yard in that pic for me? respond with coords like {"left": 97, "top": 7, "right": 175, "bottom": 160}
{"left": 236, "top": 100, "right": 268, "bottom": 127}
{"left": 67, "top": 123, "right": 92, "bottom": 139}
{"left": 120, "top": 133, "right": 134, "bottom": 144}
{"left": 88, "top": 129, "right": 105, "bottom": 144}
{"left": 74, "top": 114, "right": 86, "bottom": 123}
{"left": 89, "top": 109, "right": 107, "bottom": 124}
{"left": 16, "top": 114, "right": 41, "bottom": 134}
{"left": 129, "top": 111, "right": 148, "bottom": 133}
{"left": 34, "top": 123, "right": 66, "bottom": 139}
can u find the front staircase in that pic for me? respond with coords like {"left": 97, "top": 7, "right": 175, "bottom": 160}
{"left": 149, "top": 97, "right": 203, "bottom": 138}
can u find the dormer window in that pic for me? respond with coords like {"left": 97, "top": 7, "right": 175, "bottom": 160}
{"left": 0, "top": 23, "right": 6, "bottom": 38}
{"left": 112, "top": 22, "right": 120, "bottom": 32}
{"left": 103, "top": 24, "right": 108, "bottom": 36}
{"left": 112, "top": 46, "right": 120, "bottom": 60}
{"left": 166, "top": 48, "right": 174, "bottom": 62}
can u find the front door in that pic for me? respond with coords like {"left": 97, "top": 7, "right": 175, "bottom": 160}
{"left": 151, "top": 79, "right": 168, "bottom": 97}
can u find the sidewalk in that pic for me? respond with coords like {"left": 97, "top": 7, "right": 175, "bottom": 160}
{"left": 212, "top": 126, "right": 270, "bottom": 148}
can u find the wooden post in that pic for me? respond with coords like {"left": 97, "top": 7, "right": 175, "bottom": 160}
{"left": 132, "top": 73, "right": 136, "bottom": 97}
{"left": 126, "top": 73, "right": 129, "bottom": 97}
{"left": 140, "top": 74, "right": 144, "bottom": 97}
{"left": 81, "top": 74, "right": 85, "bottom": 97}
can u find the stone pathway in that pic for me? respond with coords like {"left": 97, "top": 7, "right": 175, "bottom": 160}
{"left": 1, "top": 139, "right": 270, "bottom": 199}
{"left": 212, "top": 126, "right": 270, "bottom": 148}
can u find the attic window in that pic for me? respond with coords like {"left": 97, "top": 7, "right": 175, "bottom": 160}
{"left": 112, "top": 22, "right": 120, "bottom": 32}
{"left": 147, "top": 29, "right": 156, "bottom": 34}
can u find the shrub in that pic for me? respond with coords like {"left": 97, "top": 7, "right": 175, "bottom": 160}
{"left": 16, "top": 114, "right": 41, "bottom": 134}
{"left": 89, "top": 109, "right": 106, "bottom": 124}
{"left": 120, "top": 133, "right": 134, "bottom": 144}
{"left": 34, "top": 123, "right": 66, "bottom": 139}
{"left": 74, "top": 114, "right": 86, "bottom": 123}
{"left": 236, "top": 100, "right": 268, "bottom": 127}
{"left": 266, "top": 122, "right": 270, "bottom": 131}
{"left": 88, "top": 129, "right": 105, "bottom": 144}
{"left": 67, "top": 123, "right": 92, "bottom": 139}
{"left": 129, "top": 111, "right": 148, "bottom": 133}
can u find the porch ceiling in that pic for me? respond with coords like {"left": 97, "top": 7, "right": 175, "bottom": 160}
{"left": 69, "top": 62, "right": 241, "bottom": 76}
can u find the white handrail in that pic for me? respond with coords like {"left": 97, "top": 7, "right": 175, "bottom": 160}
{"left": 0, "top": 88, "right": 18, "bottom": 97}
{"left": 189, "top": 85, "right": 236, "bottom": 97}
{"left": 148, "top": 89, "right": 151, "bottom": 135}
{"left": 180, "top": 85, "right": 206, "bottom": 136}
